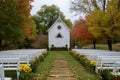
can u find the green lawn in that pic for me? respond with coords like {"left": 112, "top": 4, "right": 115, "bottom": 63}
{"left": 33, "top": 51, "right": 56, "bottom": 80}
{"left": 86, "top": 43, "right": 120, "bottom": 51}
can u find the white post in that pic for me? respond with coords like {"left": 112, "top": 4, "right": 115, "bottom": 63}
{"left": 0, "top": 64, "right": 5, "bottom": 80}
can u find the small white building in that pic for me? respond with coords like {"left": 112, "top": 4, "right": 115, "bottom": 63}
{"left": 48, "top": 16, "right": 70, "bottom": 50}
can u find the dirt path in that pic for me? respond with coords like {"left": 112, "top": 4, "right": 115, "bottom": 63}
{"left": 47, "top": 54, "right": 76, "bottom": 80}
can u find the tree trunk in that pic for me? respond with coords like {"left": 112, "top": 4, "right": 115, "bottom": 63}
{"left": 103, "top": 0, "right": 106, "bottom": 11}
{"left": 0, "top": 38, "right": 2, "bottom": 51}
{"left": 93, "top": 39, "right": 96, "bottom": 49}
{"left": 107, "top": 39, "right": 112, "bottom": 51}
{"left": 118, "top": 0, "right": 120, "bottom": 11}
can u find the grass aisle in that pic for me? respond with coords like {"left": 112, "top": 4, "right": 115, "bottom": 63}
{"left": 33, "top": 51, "right": 56, "bottom": 80}
{"left": 65, "top": 51, "right": 100, "bottom": 80}
{"left": 47, "top": 52, "right": 75, "bottom": 80}
{"left": 34, "top": 51, "right": 100, "bottom": 80}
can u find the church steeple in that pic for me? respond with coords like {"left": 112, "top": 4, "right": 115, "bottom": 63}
{"left": 57, "top": 14, "right": 62, "bottom": 22}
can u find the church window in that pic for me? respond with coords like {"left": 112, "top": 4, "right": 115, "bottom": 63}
{"left": 56, "top": 33, "right": 62, "bottom": 38}
{"left": 57, "top": 25, "right": 61, "bottom": 30}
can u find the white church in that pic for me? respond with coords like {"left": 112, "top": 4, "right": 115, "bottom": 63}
{"left": 48, "top": 16, "right": 71, "bottom": 50}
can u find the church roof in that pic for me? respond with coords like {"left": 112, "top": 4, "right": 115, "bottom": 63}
{"left": 48, "top": 16, "right": 71, "bottom": 32}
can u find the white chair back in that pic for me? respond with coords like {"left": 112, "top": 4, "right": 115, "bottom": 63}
{"left": 0, "top": 64, "right": 5, "bottom": 80}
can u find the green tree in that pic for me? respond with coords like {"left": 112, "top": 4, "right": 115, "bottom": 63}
{"left": 33, "top": 5, "right": 72, "bottom": 34}
{"left": 0, "top": 0, "right": 36, "bottom": 50}
{"left": 87, "top": 0, "right": 120, "bottom": 51}
{"left": 104, "top": 0, "right": 120, "bottom": 51}
{"left": 87, "top": 9, "right": 105, "bottom": 49}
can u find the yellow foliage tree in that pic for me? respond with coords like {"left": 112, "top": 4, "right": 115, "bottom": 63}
{"left": 87, "top": 0, "right": 120, "bottom": 51}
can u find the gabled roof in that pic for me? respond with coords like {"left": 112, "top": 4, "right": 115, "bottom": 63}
{"left": 48, "top": 16, "right": 71, "bottom": 32}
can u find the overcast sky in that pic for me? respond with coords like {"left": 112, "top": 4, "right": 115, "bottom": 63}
{"left": 30, "top": 0, "right": 80, "bottom": 23}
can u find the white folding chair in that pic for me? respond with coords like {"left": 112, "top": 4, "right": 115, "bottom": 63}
{"left": 0, "top": 64, "right": 11, "bottom": 80}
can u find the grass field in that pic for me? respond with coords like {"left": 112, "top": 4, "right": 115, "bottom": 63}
{"left": 86, "top": 43, "right": 120, "bottom": 51}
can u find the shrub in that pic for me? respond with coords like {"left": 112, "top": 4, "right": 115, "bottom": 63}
{"left": 70, "top": 51, "right": 94, "bottom": 73}
{"left": 76, "top": 54, "right": 81, "bottom": 61}
{"left": 39, "top": 54, "right": 44, "bottom": 62}
{"left": 109, "top": 73, "right": 120, "bottom": 80}
{"left": 70, "top": 50, "right": 120, "bottom": 80}
{"left": 30, "top": 60, "right": 38, "bottom": 72}
{"left": 99, "top": 69, "right": 110, "bottom": 80}
{"left": 77, "top": 41, "right": 86, "bottom": 48}
{"left": 65, "top": 44, "right": 68, "bottom": 48}
{"left": 20, "top": 64, "right": 32, "bottom": 72}
{"left": 20, "top": 64, "right": 32, "bottom": 80}
{"left": 99, "top": 69, "right": 120, "bottom": 80}
{"left": 42, "top": 51, "right": 48, "bottom": 58}
{"left": 88, "top": 61, "right": 96, "bottom": 72}
{"left": 79, "top": 55, "right": 90, "bottom": 66}
{"left": 90, "top": 61, "right": 96, "bottom": 66}
{"left": 51, "top": 44, "right": 54, "bottom": 48}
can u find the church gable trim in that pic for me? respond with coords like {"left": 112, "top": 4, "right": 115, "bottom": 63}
{"left": 48, "top": 16, "right": 70, "bottom": 32}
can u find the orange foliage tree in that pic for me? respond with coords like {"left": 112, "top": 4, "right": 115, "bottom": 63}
{"left": 71, "top": 18, "right": 93, "bottom": 47}
{"left": 0, "top": 0, "right": 37, "bottom": 50}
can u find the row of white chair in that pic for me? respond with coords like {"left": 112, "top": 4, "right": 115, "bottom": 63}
{"left": 72, "top": 49, "right": 120, "bottom": 75}
{"left": 0, "top": 49, "right": 46, "bottom": 80}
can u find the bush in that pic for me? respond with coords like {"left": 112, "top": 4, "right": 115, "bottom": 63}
{"left": 79, "top": 55, "right": 90, "bottom": 67}
{"left": 70, "top": 51, "right": 120, "bottom": 80}
{"left": 20, "top": 64, "right": 32, "bottom": 80}
{"left": 99, "top": 69, "right": 111, "bottom": 80}
{"left": 99, "top": 69, "right": 120, "bottom": 80}
{"left": 39, "top": 54, "right": 44, "bottom": 62}
{"left": 70, "top": 51, "right": 95, "bottom": 73}
{"left": 30, "top": 60, "right": 38, "bottom": 72}
{"left": 77, "top": 41, "right": 86, "bottom": 48}
{"left": 109, "top": 73, "right": 120, "bottom": 80}
{"left": 42, "top": 51, "right": 48, "bottom": 58}
{"left": 88, "top": 61, "right": 96, "bottom": 71}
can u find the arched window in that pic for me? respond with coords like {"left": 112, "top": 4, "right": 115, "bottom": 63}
{"left": 56, "top": 33, "right": 62, "bottom": 38}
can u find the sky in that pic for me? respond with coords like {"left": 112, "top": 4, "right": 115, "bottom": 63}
{"left": 30, "top": 0, "right": 80, "bottom": 23}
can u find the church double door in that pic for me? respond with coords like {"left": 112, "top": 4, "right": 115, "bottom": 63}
{"left": 56, "top": 38, "right": 64, "bottom": 47}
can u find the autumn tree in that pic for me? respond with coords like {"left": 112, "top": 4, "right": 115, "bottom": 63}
{"left": 104, "top": 0, "right": 120, "bottom": 51}
{"left": 33, "top": 5, "right": 72, "bottom": 34}
{"left": 87, "top": 0, "right": 120, "bottom": 51}
{"left": 71, "top": 18, "right": 93, "bottom": 48}
{"left": 87, "top": 9, "right": 105, "bottom": 49}
{"left": 70, "top": 0, "right": 108, "bottom": 49}
{"left": 0, "top": 0, "right": 37, "bottom": 50}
